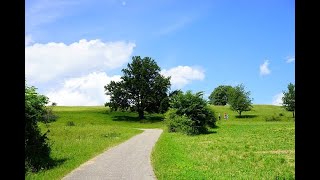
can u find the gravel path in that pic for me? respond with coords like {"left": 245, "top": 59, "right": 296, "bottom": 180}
{"left": 62, "top": 128, "right": 163, "bottom": 180}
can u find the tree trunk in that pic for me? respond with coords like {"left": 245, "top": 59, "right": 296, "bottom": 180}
{"left": 239, "top": 111, "right": 242, "bottom": 117}
{"left": 138, "top": 109, "right": 145, "bottom": 120}
{"left": 292, "top": 111, "right": 295, "bottom": 118}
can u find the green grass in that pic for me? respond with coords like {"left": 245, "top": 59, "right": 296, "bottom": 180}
{"left": 26, "top": 106, "right": 164, "bottom": 180}
{"left": 152, "top": 105, "right": 295, "bottom": 179}
{"left": 26, "top": 105, "right": 295, "bottom": 179}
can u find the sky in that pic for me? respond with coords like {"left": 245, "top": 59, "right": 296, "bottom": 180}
{"left": 25, "top": 0, "right": 295, "bottom": 106}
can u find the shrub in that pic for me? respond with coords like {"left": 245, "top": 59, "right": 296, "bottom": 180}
{"left": 166, "top": 90, "right": 216, "bottom": 135}
{"left": 25, "top": 84, "right": 52, "bottom": 173}
{"left": 42, "top": 106, "right": 58, "bottom": 123}
{"left": 265, "top": 114, "right": 281, "bottom": 121}
{"left": 66, "top": 121, "right": 76, "bottom": 126}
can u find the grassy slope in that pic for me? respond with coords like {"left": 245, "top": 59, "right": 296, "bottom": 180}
{"left": 26, "top": 105, "right": 295, "bottom": 179}
{"left": 26, "top": 106, "right": 165, "bottom": 180}
{"left": 152, "top": 105, "right": 295, "bottom": 179}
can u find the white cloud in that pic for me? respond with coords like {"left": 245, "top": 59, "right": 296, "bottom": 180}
{"left": 161, "top": 66, "right": 205, "bottom": 89}
{"left": 286, "top": 56, "right": 295, "bottom": 63}
{"left": 26, "top": 39, "right": 135, "bottom": 83}
{"left": 272, "top": 93, "right": 284, "bottom": 106}
{"left": 46, "top": 72, "right": 121, "bottom": 106}
{"left": 259, "top": 60, "right": 271, "bottom": 76}
{"left": 25, "top": 35, "right": 34, "bottom": 46}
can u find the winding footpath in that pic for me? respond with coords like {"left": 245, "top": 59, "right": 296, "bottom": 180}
{"left": 62, "top": 129, "right": 163, "bottom": 180}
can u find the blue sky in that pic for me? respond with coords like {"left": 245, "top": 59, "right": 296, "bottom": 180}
{"left": 25, "top": 0, "right": 295, "bottom": 106}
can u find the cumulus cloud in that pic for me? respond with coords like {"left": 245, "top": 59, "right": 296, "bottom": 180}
{"left": 259, "top": 60, "right": 271, "bottom": 76}
{"left": 272, "top": 93, "right": 284, "bottom": 106}
{"left": 25, "top": 39, "right": 135, "bottom": 83}
{"left": 286, "top": 56, "right": 295, "bottom": 63}
{"left": 161, "top": 66, "right": 205, "bottom": 89}
{"left": 46, "top": 72, "right": 121, "bottom": 106}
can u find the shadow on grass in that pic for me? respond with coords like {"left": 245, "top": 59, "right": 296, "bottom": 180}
{"left": 112, "top": 115, "right": 140, "bottom": 122}
{"left": 28, "top": 157, "right": 68, "bottom": 173}
{"left": 203, "top": 130, "right": 217, "bottom": 134}
{"left": 46, "top": 158, "right": 68, "bottom": 170}
{"left": 112, "top": 115, "right": 164, "bottom": 123}
{"left": 235, "top": 115, "right": 258, "bottom": 119}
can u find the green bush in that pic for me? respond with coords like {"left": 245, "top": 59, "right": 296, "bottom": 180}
{"left": 42, "top": 106, "right": 58, "bottom": 123}
{"left": 265, "top": 114, "right": 281, "bottom": 121}
{"left": 165, "top": 109, "right": 197, "bottom": 135}
{"left": 165, "top": 109, "right": 179, "bottom": 132}
{"left": 25, "top": 84, "right": 52, "bottom": 173}
{"left": 166, "top": 90, "right": 216, "bottom": 135}
{"left": 66, "top": 121, "right": 76, "bottom": 126}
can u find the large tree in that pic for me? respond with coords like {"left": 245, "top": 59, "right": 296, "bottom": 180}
{"left": 228, "top": 84, "right": 253, "bottom": 117}
{"left": 282, "top": 83, "right": 295, "bottom": 118}
{"left": 208, "top": 85, "right": 233, "bottom": 105}
{"left": 105, "top": 56, "right": 171, "bottom": 119}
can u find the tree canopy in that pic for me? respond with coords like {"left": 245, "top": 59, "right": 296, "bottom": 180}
{"left": 228, "top": 84, "right": 253, "bottom": 116}
{"left": 282, "top": 82, "right": 295, "bottom": 118}
{"left": 208, "top": 85, "right": 233, "bottom": 105}
{"left": 105, "top": 56, "right": 171, "bottom": 119}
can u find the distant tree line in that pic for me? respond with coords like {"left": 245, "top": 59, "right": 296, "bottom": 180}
{"left": 104, "top": 55, "right": 294, "bottom": 134}
{"left": 209, "top": 84, "right": 253, "bottom": 117}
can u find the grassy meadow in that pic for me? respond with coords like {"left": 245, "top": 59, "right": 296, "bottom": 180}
{"left": 152, "top": 105, "right": 295, "bottom": 179}
{"left": 25, "top": 106, "right": 164, "bottom": 180}
{"left": 26, "top": 105, "right": 295, "bottom": 179}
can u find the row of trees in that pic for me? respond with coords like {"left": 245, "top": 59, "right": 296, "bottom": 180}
{"left": 105, "top": 56, "right": 295, "bottom": 119}
{"left": 209, "top": 84, "right": 253, "bottom": 116}
{"left": 209, "top": 83, "right": 295, "bottom": 117}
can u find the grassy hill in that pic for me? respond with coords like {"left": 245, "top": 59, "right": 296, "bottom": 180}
{"left": 152, "top": 104, "right": 295, "bottom": 179}
{"left": 25, "top": 106, "right": 164, "bottom": 180}
{"left": 26, "top": 105, "right": 295, "bottom": 179}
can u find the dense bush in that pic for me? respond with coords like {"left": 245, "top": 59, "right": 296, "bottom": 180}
{"left": 66, "top": 121, "right": 76, "bottom": 126}
{"left": 42, "top": 106, "right": 58, "bottom": 123}
{"left": 25, "top": 84, "right": 52, "bottom": 173}
{"left": 265, "top": 114, "right": 281, "bottom": 121}
{"left": 165, "top": 91, "right": 216, "bottom": 135}
{"left": 165, "top": 109, "right": 194, "bottom": 134}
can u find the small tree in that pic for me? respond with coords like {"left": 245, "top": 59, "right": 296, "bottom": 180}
{"left": 167, "top": 90, "right": 216, "bottom": 135}
{"left": 282, "top": 83, "right": 295, "bottom": 118}
{"left": 25, "top": 83, "right": 52, "bottom": 173}
{"left": 208, "top": 85, "right": 233, "bottom": 105}
{"left": 105, "top": 56, "right": 171, "bottom": 119}
{"left": 228, "top": 84, "right": 253, "bottom": 117}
